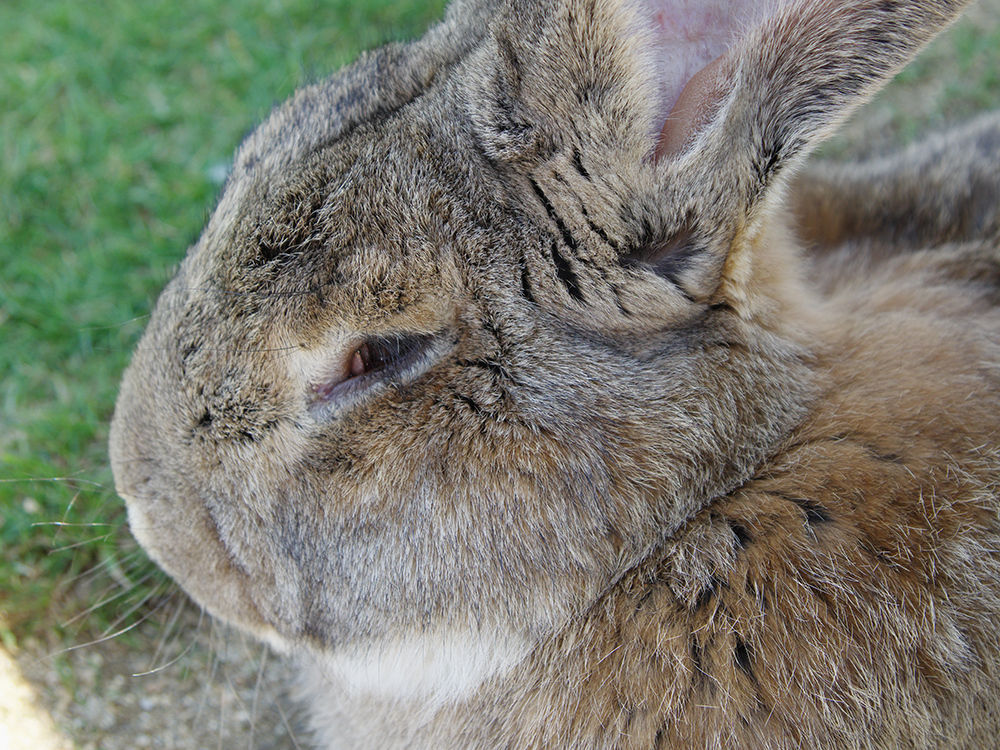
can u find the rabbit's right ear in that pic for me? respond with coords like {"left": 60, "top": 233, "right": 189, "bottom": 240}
{"left": 466, "top": 0, "right": 970, "bottom": 310}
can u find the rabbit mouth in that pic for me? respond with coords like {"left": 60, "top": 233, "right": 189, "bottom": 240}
{"left": 120, "top": 489, "right": 294, "bottom": 654}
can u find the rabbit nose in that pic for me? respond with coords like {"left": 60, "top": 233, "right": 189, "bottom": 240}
{"left": 109, "top": 361, "right": 298, "bottom": 652}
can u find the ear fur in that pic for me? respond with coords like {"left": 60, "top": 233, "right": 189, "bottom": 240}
{"left": 466, "top": 0, "right": 971, "bottom": 308}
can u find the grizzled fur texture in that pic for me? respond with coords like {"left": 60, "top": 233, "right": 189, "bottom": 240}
{"left": 109, "top": 0, "right": 1000, "bottom": 747}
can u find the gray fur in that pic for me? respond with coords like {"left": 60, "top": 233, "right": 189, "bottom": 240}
{"left": 110, "top": 0, "right": 1000, "bottom": 747}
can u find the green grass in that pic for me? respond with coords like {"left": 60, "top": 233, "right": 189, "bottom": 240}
{"left": 823, "top": 3, "right": 1000, "bottom": 156}
{"left": 0, "top": 0, "right": 447, "bottom": 647}
{"left": 0, "top": 0, "right": 997, "bottom": 651}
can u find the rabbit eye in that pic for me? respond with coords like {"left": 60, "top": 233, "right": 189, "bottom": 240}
{"left": 310, "top": 333, "right": 438, "bottom": 418}
{"left": 349, "top": 342, "right": 381, "bottom": 379}
{"left": 347, "top": 337, "right": 418, "bottom": 381}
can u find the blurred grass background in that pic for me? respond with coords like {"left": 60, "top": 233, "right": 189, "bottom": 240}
{"left": 0, "top": 0, "right": 998, "bottom": 660}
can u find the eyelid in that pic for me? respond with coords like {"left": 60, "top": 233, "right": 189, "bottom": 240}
{"left": 307, "top": 332, "right": 442, "bottom": 420}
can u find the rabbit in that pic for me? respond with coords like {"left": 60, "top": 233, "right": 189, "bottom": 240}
{"left": 108, "top": 0, "right": 1000, "bottom": 746}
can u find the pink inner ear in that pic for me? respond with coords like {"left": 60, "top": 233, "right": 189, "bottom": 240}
{"left": 655, "top": 55, "right": 730, "bottom": 160}
{"left": 638, "top": 0, "right": 783, "bottom": 157}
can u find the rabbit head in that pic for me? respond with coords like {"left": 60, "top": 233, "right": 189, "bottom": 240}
{"left": 110, "top": 0, "right": 969, "bottom": 694}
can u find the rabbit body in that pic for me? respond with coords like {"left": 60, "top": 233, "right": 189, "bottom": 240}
{"left": 109, "top": 0, "right": 1000, "bottom": 747}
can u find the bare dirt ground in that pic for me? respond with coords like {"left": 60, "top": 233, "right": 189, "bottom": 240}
{"left": 3, "top": 1, "right": 999, "bottom": 748}
{"left": 6, "top": 607, "right": 304, "bottom": 750}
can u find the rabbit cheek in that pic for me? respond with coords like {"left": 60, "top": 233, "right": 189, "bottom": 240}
{"left": 110, "top": 292, "right": 311, "bottom": 643}
{"left": 111, "top": 397, "right": 297, "bottom": 648}
{"left": 112, "top": 407, "right": 306, "bottom": 647}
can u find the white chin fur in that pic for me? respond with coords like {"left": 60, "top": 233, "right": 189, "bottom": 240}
{"left": 301, "top": 628, "right": 533, "bottom": 710}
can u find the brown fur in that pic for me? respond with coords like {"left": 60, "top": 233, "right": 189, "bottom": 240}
{"left": 110, "top": 0, "right": 1000, "bottom": 747}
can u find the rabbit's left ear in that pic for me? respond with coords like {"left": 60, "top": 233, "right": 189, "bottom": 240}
{"left": 466, "top": 0, "right": 968, "bottom": 304}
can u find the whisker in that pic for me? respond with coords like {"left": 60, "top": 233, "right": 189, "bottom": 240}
{"left": 77, "top": 315, "right": 154, "bottom": 332}
{"left": 193, "top": 615, "right": 224, "bottom": 728}
{"left": 130, "top": 344, "right": 303, "bottom": 355}
{"left": 47, "top": 532, "right": 115, "bottom": 553}
{"left": 219, "top": 651, "right": 255, "bottom": 731}
{"left": 0, "top": 475, "right": 110, "bottom": 490}
{"left": 60, "top": 547, "right": 149, "bottom": 591}
{"left": 135, "top": 595, "right": 199, "bottom": 676}
{"left": 34, "top": 521, "right": 119, "bottom": 529}
{"left": 275, "top": 688, "right": 305, "bottom": 750}
{"left": 247, "top": 644, "right": 270, "bottom": 750}
{"left": 46, "top": 586, "right": 176, "bottom": 657}
{"left": 60, "top": 566, "right": 167, "bottom": 628}
{"left": 96, "top": 577, "right": 174, "bottom": 639}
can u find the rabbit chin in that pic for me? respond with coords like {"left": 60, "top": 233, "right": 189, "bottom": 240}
{"left": 298, "top": 628, "right": 533, "bottom": 710}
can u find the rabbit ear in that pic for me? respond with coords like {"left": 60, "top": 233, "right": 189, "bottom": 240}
{"left": 657, "top": 0, "right": 968, "bottom": 160}
{"left": 468, "top": 0, "right": 968, "bottom": 306}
